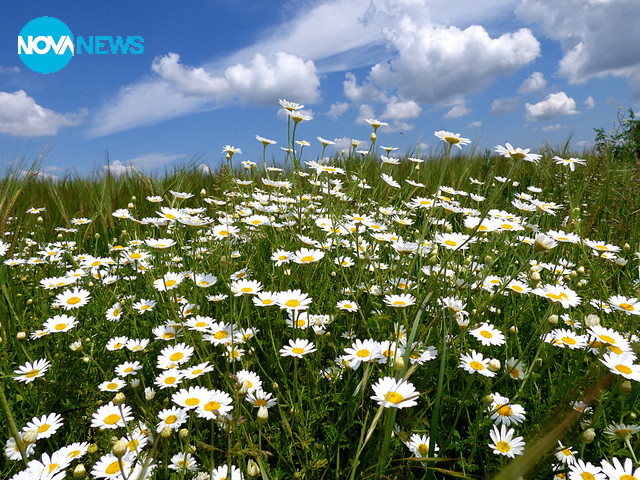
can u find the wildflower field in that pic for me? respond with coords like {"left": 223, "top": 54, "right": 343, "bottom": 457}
{"left": 2, "top": 101, "right": 640, "bottom": 480}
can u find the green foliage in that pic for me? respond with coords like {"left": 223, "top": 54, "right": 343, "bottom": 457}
{"left": 594, "top": 107, "right": 640, "bottom": 161}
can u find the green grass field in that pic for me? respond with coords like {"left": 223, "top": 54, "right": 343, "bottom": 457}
{"left": 1, "top": 104, "right": 639, "bottom": 480}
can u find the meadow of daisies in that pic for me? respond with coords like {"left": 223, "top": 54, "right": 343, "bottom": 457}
{"left": 1, "top": 101, "right": 640, "bottom": 480}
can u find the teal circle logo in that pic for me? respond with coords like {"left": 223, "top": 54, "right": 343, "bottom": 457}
{"left": 18, "top": 17, "right": 74, "bottom": 74}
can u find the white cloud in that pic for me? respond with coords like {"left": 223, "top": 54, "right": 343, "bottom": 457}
{"left": 382, "top": 98, "right": 421, "bottom": 120}
{"left": 327, "top": 102, "right": 349, "bottom": 118}
{"left": 105, "top": 152, "right": 187, "bottom": 175}
{"left": 584, "top": 96, "right": 595, "bottom": 109}
{"left": 467, "top": 120, "right": 483, "bottom": 128}
{"left": 0, "top": 66, "right": 20, "bottom": 74}
{"left": 516, "top": 0, "right": 640, "bottom": 92}
{"left": 525, "top": 92, "right": 578, "bottom": 121}
{"left": 542, "top": 123, "right": 566, "bottom": 131}
{"left": 369, "top": 22, "right": 540, "bottom": 104}
{"left": 152, "top": 53, "right": 231, "bottom": 98}
{"left": 343, "top": 72, "right": 384, "bottom": 104}
{"left": 518, "top": 71, "right": 546, "bottom": 94}
{"left": 357, "top": 104, "right": 376, "bottom": 124}
{"left": 0, "top": 90, "right": 85, "bottom": 136}
{"left": 444, "top": 104, "right": 471, "bottom": 119}
{"left": 491, "top": 97, "right": 520, "bottom": 114}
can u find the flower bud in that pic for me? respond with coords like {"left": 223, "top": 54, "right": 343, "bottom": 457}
{"left": 582, "top": 428, "right": 596, "bottom": 444}
{"left": 16, "top": 331, "right": 27, "bottom": 340}
{"left": 82, "top": 356, "right": 90, "bottom": 363}
{"left": 144, "top": 387, "right": 156, "bottom": 401}
{"left": 130, "top": 378, "right": 140, "bottom": 389}
{"left": 483, "top": 394, "right": 495, "bottom": 405}
{"left": 179, "top": 428, "right": 189, "bottom": 439}
{"left": 112, "top": 438, "right": 128, "bottom": 458}
{"left": 615, "top": 257, "right": 628, "bottom": 266}
{"left": 73, "top": 464, "right": 87, "bottom": 478}
{"left": 531, "top": 272, "right": 542, "bottom": 283}
{"left": 37, "top": 216, "right": 43, "bottom": 223}
{"left": 94, "top": 233, "right": 100, "bottom": 239}
{"left": 393, "top": 355, "right": 405, "bottom": 371}
{"left": 547, "top": 315, "right": 559, "bottom": 326}
{"left": 23, "top": 430, "right": 38, "bottom": 445}
{"left": 247, "top": 459, "right": 260, "bottom": 478}
{"left": 161, "top": 427, "right": 172, "bottom": 438}
{"left": 112, "top": 393, "right": 126, "bottom": 406}
{"left": 258, "top": 406, "right": 269, "bottom": 422}
{"left": 69, "top": 340, "right": 83, "bottom": 352}
{"left": 509, "top": 326, "right": 518, "bottom": 335}
{"left": 488, "top": 359, "right": 501, "bottom": 372}
{"left": 620, "top": 380, "right": 633, "bottom": 394}
{"left": 87, "top": 444, "right": 99, "bottom": 454}
{"left": 584, "top": 314, "right": 600, "bottom": 327}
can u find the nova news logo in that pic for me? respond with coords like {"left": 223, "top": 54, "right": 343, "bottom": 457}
{"left": 18, "top": 16, "right": 144, "bottom": 74}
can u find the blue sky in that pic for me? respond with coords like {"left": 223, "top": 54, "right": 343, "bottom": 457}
{"left": 2, "top": 0, "right": 639, "bottom": 177}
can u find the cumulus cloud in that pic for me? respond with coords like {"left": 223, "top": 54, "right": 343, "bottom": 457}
{"left": 327, "top": 102, "right": 349, "bottom": 119}
{"left": 105, "top": 152, "right": 187, "bottom": 176}
{"left": 343, "top": 72, "right": 384, "bottom": 104}
{"left": 584, "top": 96, "right": 595, "bottom": 109}
{"left": 382, "top": 98, "right": 421, "bottom": 120}
{"left": 369, "top": 21, "right": 540, "bottom": 104}
{"left": 151, "top": 53, "right": 231, "bottom": 98}
{"left": 525, "top": 92, "right": 578, "bottom": 121}
{"left": 0, "top": 90, "right": 85, "bottom": 136}
{"left": 491, "top": 97, "right": 520, "bottom": 115}
{"left": 517, "top": 0, "right": 640, "bottom": 92}
{"left": 518, "top": 71, "right": 547, "bottom": 94}
{"left": 467, "top": 120, "right": 483, "bottom": 128}
{"left": 444, "top": 104, "right": 471, "bottom": 119}
{"left": 541, "top": 124, "right": 566, "bottom": 131}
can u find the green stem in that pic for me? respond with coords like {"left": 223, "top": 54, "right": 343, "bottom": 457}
{"left": 0, "top": 379, "right": 28, "bottom": 466}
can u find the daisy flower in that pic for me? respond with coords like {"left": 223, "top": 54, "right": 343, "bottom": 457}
{"left": 98, "top": 378, "right": 127, "bottom": 393}
{"left": 152, "top": 272, "right": 184, "bottom": 292}
{"left": 505, "top": 358, "right": 527, "bottom": 380}
{"left": 210, "top": 464, "right": 244, "bottom": 480}
{"left": 380, "top": 173, "right": 401, "bottom": 188}
{"left": 383, "top": 293, "right": 416, "bottom": 308}
{"left": 145, "top": 238, "right": 176, "bottom": 249}
{"left": 181, "top": 361, "right": 214, "bottom": 379}
{"left": 434, "top": 130, "right": 471, "bottom": 149}
{"left": 604, "top": 422, "right": 640, "bottom": 440}
{"left": 488, "top": 393, "right": 526, "bottom": 427}
{"left": 14, "top": 358, "right": 51, "bottom": 384}
{"left": 469, "top": 323, "right": 506, "bottom": 346}
{"left": 52, "top": 287, "right": 91, "bottom": 310}
{"left": 495, "top": 143, "right": 541, "bottom": 163}
{"left": 158, "top": 343, "right": 194, "bottom": 366}
{"left": 230, "top": 279, "right": 263, "bottom": 296}
{"left": 608, "top": 295, "right": 640, "bottom": 315}
{"left": 42, "top": 314, "right": 78, "bottom": 334}
{"left": 405, "top": 433, "right": 439, "bottom": 458}
{"left": 276, "top": 289, "right": 313, "bottom": 311}
{"left": 191, "top": 273, "right": 217, "bottom": 288}
{"left": 434, "top": 232, "right": 476, "bottom": 250}
{"left": 459, "top": 350, "right": 496, "bottom": 377}
{"left": 154, "top": 371, "right": 184, "bottom": 390}
{"left": 23, "top": 412, "right": 64, "bottom": 440}
{"left": 370, "top": 376, "right": 419, "bottom": 409}
{"left": 600, "top": 352, "right": 640, "bottom": 381}
{"left": 90, "top": 402, "right": 134, "bottom": 430}
{"left": 204, "top": 321, "right": 235, "bottom": 345}
{"left": 115, "top": 361, "right": 142, "bottom": 377}
{"left": 196, "top": 389, "right": 234, "bottom": 420}
{"left": 106, "top": 336, "right": 129, "bottom": 351}
{"left": 488, "top": 425, "right": 525, "bottom": 458}
{"left": 555, "top": 442, "right": 577, "bottom": 465}
{"left": 291, "top": 247, "right": 325, "bottom": 265}
{"left": 246, "top": 389, "right": 277, "bottom": 409}
{"left": 568, "top": 459, "right": 605, "bottom": 480}
{"left": 132, "top": 298, "right": 156, "bottom": 313}
{"left": 336, "top": 300, "right": 359, "bottom": 312}
{"left": 172, "top": 386, "right": 211, "bottom": 410}
{"left": 235, "top": 370, "right": 262, "bottom": 394}
{"left": 279, "top": 338, "right": 317, "bottom": 358}
{"left": 91, "top": 452, "right": 136, "bottom": 479}
{"left": 532, "top": 284, "right": 582, "bottom": 308}
{"left": 587, "top": 325, "right": 631, "bottom": 355}
{"left": 601, "top": 457, "right": 640, "bottom": 480}
{"left": 344, "top": 339, "right": 382, "bottom": 370}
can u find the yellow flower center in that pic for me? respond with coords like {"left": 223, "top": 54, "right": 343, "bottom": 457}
{"left": 25, "top": 369, "right": 41, "bottom": 378}
{"left": 511, "top": 285, "right": 523, "bottom": 292}
{"left": 292, "top": 347, "right": 305, "bottom": 354}
{"left": 164, "top": 415, "right": 177, "bottom": 424}
{"left": 285, "top": 299, "right": 301, "bottom": 308}
{"left": 418, "top": 443, "right": 430, "bottom": 456}
{"left": 619, "top": 303, "right": 635, "bottom": 311}
{"left": 561, "top": 336, "right": 577, "bottom": 345}
{"left": 204, "top": 401, "right": 220, "bottom": 412}
{"left": 170, "top": 352, "right": 184, "bottom": 362}
{"left": 393, "top": 301, "right": 407, "bottom": 307}
{"left": 616, "top": 364, "right": 633, "bottom": 375}
{"left": 356, "top": 349, "right": 370, "bottom": 358}
{"left": 444, "top": 240, "right": 457, "bottom": 247}
{"left": 54, "top": 323, "right": 67, "bottom": 330}
{"left": 165, "top": 279, "right": 177, "bottom": 287}
{"left": 214, "top": 331, "right": 228, "bottom": 339}
{"left": 480, "top": 331, "right": 493, "bottom": 338}
{"left": 444, "top": 136, "right": 460, "bottom": 144}
{"left": 620, "top": 476, "right": 638, "bottom": 480}
{"left": 106, "top": 383, "right": 118, "bottom": 390}
{"left": 185, "top": 398, "right": 200, "bottom": 406}
{"left": 106, "top": 461, "right": 122, "bottom": 475}
{"left": 469, "top": 361, "right": 484, "bottom": 371}
{"left": 104, "top": 414, "right": 121, "bottom": 425}
{"left": 599, "top": 334, "right": 616, "bottom": 344}
{"left": 164, "top": 377, "right": 177, "bottom": 385}
{"left": 38, "top": 424, "right": 51, "bottom": 433}
{"left": 67, "top": 296, "right": 81, "bottom": 305}
{"left": 496, "top": 441, "right": 511, "bottom": 453}
{"left": 496, "top": 404, "right": 512, "bottom": 416}
{"left": 300, "top": 255, "right": 315, "bottom": 263}
{"left": 385, "top": 391, "right": 404, "bottom": 404}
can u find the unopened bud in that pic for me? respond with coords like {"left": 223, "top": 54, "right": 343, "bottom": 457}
{"left": 509, "top": 326, "right": 518, "bottom": 335}
{"left": 531, "top": 272, "right": 541, "bottom": 283}
{"left": 127, "top": 203, "right": 135, "bottom": 209}
{"left": 26, "top": 298, "right": 33, "bottom": 305}
{"left": 23, "top": 430, "right": 38, "bottom": 445}
{"left": 621, "top": 380, "right": 633, "bottom": 394}
{"left": 238, "top": 380, "right": 250, "bottom": 395}
{"left": 615, "top": 257, "right": 628, "bottom": 266}
{"left": 87, "top": 444, "right": 99, "bottom": 454}
{"left": 69, "top": 340, "right": 83, "bottom": 352}
{"left": 112, "top": 438, "right": 128, "bottom": 458}
{"left": 16, "top": 331, "right": 26, "bottom": 340}
{"left": 584, "top": 314, "right": 600, "bottom": 327}
{"left": 57, "top": 233, "right": 64, "bottom": 240}
{"left": 82, "top": 356, "right": 90, "bottom": 363}
{"left": 483, "top": 394, "right": 495, "bottom": 405}
{"left": 130, "top": 378, "right": 140, "bottom": 389}
{"left": 94, "top": 233, "right": 100, "bottom": 239}
{"left": 547, "top": 315, "right": 559, "bottom": 326}
{"left": 200, "top": 188, "right": 207, "bottom": 197}
{"left": 257, "top": 406, "right": 269, "bottom": 421}
{"left": 144, "top": 387, "right": 156, "bottom": 401}
{"left": 393, "top": 355, "right": 405, "bottom": 371}
{"left": 179, "top": 428, "right": 189, "bottom": 439}
{"left": 630, "top": 412, "right": 637, "bottom": 421}
{"left": 582, "top": 428, "right": 596, "bottom": 444}
{"left": 488, "top": 359, "right": 501, "bottom": 372}
{"left": 112, "top": 393, "right": 126, "bottom": 406}
{"left": 161, "top": 427, "right": 172, "bottom": 438}
{"left": 272, "top": 382, "right": 279, "bottom": 392}
{"left": 73, "top": 464, "right": 87, "bottom": 478}
{"left": 577, "top": 266, "right": 585, "bottom": 275}
{"left": 37, "top": 216, "right": 43, "bottom": 223}
{"left": 247, "top": 459, "right": 260, "bottom": 478}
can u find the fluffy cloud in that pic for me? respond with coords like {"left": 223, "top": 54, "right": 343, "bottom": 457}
{"left": 444, "top": 104, "right": 471, "bottom": 119}
{"left": 516, "top": 0, "right": 640, "bottom": 92}
{"left": 491, "top": 97, "right": 520, "bottom": 115}
{"left": 525, "top": 92, "right": 578, "bottom": 121}
{"left": 467, "top": 120, "right": 483, "bottom": 128}
{"left": 105, "top": 152, "right": 187, "bottom": 176}
{"left": 0, "top": 90, "right": 85, "bottom": 136}
{"left": 327, "top": 102, "right": 349, "bottom": 118}
{"left": 369, "top": 21, "right": 540, "bottom": 104}
{"left": 584, "top": 96, "right": 595, "bottom": 109}
{"left": 382, "top": 98, "right": 421, "bottom": 120}
{"left": 518, "top": 72, "right": 546, "bottom": 94}
{"left": 151, "top": 53, "right": 231, "bottom": 98}
{"left": 343, "top": 72, "right": 384, "bottom": 104}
